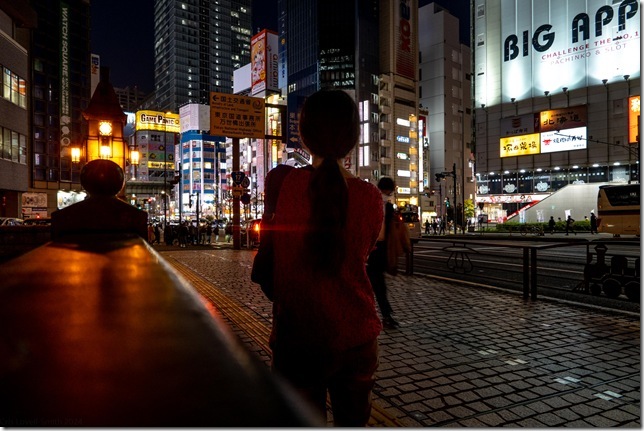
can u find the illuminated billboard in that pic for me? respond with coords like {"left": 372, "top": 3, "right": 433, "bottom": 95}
{"left": 628, "top": 95, "right": 640, "bottom": 144}
{"left": 251, "top": 30, "right": 279, "bottom": 95}
{"left": 539, "top": 106, "right": 587, "bottom": 133}
{"left": 135, "top": 110, "right": 180, "bottom": 133}
{"left": 540, "top": 127, "right": 587, "bottom": 153}
{"left": 395, "top": 0, "right": 415, "bottom": 79}
{"left": 475, "top": 0, "right": 640, "bottom": 106}
{"left": 500, "top": 133, "right": 540, "bottom": 157}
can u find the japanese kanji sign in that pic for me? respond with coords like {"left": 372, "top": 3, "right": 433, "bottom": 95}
{"left": 210, "top": 92, "right": 265, "bottom": 139}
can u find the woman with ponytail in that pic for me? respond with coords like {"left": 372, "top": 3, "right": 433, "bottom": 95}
{"left": 266, "top": 89, "right": 384, "bottom": 426}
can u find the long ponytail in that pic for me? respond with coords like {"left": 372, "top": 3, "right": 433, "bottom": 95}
{"left": 308, "top": 157, "right": 348, "bottom": 273}
{"left": 299, "top": 89, "right": 359, "bottom": 274}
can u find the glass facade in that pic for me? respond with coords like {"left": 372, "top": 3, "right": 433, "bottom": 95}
{"left": 30, "top": 0, "right": 90, "bottom": 188}
{"left": 154, "top": 0, "right": 252, "bottom": 111}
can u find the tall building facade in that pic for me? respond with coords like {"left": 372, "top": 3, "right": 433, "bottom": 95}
{"left": 29, "top": 0, "right": 91, "bottom": 216}
{"left": 153, "top": 0, "right": 253, "bottom": 111}
{"left": 278, "top": 0, "right": 419, "bottom": 207}
{"left": 418, "top": 3, "right": 473, "bottom": 224}
{"left": 0, "top": 2, "right": 35, "bottom": 218}
{"left": 279, "top": 0, "right": 381, "bottom": 177}
{"left": 473, "top": 0, "right": 640, "bottom": 222}
{"left": 378, "top": 0, "right": 420, "bottom": 210}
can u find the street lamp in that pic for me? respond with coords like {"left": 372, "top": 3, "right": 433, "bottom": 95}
{"left": 162, "top": 111, "right": 172, "bottom": 226}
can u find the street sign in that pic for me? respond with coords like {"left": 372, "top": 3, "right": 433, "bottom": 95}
{"left": 231, "top": 171, "right": 245, "bottom": 185}
{"left": 240, "top": 194, "right": 251, "bottom": 205}
{"left": 210, "top": 92, "right": 265, "bottom": 139}
{"left": 240, "top": 176, "right": 251, "bottom": 188}
{"left": 232, "top": 186, "right": 244, "bottom": 197}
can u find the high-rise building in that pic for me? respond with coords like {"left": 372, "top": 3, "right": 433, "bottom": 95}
{"left": 378, "top": 0, "right": 420, "bottom": 210}
{"left": 418, "top": 3, "right": 473, "bottom": 225}
{"left": 0, "top": 1, "right": 36, "bottom": 218}
{"left": 30, "top": 0, "right": 91, "bottom": 216}
{"left": 114, "top": 86, "right": 148, "bottom": 112}
{"left": 278, "top": 0, "right": 415, "bottom": 200}
{"left": 153, "top": 0, "right": 253, "bottom": 111}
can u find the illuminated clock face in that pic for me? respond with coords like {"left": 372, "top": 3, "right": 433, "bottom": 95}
{"left": 98, "top": 121, "right": 113, "bottom": 136}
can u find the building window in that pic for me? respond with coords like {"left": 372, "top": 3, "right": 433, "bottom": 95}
{"left": 1, "top": 67, "right": 27, "bottom": 109}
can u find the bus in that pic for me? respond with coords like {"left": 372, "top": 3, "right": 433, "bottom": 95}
{"left": 597, "top": 184, "right": 640, "bottom": 236}
{"left": 398, "top": 211, "right": 422, "bottom": 238}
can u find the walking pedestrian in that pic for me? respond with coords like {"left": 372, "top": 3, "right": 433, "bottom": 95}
{"left": 367, "top": 177, "right": 400, "bottom": 329}
{"left": 265, "top": 89, "right": 383, "bottom": 426}
{"left": 206, "top": 223, "right": 213, "bottom": 243}
{"left": 590, "top": 212, "right": 598, "bottom": 234}
{"left": 154, "top": 223, "right": 161, "bottom": 244}
{"left": 565, "top": 215, "right": 576, "bottom": 235}
{"left": 147, "top": 223, "right": 155, "bottom": 244}
{"left": 548, "top": 216, "right": 556, "bottom": 234}
{"left": 424, "top": 219, "right": 430, "bottom": 235}
{"left": 179, "top": 221, "right": 188, "bottom": 247}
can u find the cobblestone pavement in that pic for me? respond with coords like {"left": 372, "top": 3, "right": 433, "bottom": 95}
{"left": 157, "top": 244, "right": 641, "bottom": 427}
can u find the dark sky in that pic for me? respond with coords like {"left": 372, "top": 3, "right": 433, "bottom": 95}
{"left": 90, "top": 1, "right": 468, "bottom": 94}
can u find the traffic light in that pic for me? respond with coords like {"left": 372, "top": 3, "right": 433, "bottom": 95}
{"left": 445, "top": 198, "right": 450, "bottom": 208}
{"left": 189, "top": 195, "right": 193, "bottom": 207}
{"left": 169, "top": 170, "right": 182, "bottom": 185}
{"left": 435, "top": 173, "right": 445, "bottom": 182}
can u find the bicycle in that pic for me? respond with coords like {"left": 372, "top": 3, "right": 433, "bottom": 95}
{"left": 520, "top": 225, "right": 544, "bottom": 236}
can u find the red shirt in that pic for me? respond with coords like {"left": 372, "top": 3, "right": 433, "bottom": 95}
{"left": 270, "top": 168, "right": 383, "bottom": 352}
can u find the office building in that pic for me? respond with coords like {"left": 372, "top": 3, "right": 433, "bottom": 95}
{"left": 29, "top": 0, "right": 91, "bottom": 216}
{"left": 277, "top": 0, "right": 420, "bottom": 209}
{"left": 377, "top": 0, "right": 420, "bottom": 210}
{"left": 0, "top": 2, "right": 35, "bottom": 218}
{"left": 153, "top": 0, "right": 253, "bottom": 111}
{"left": 418, "top": 3, "right": 473, "bottom": 225}
{"left": 473, "top": 0, "right": 640, "bottom": 222}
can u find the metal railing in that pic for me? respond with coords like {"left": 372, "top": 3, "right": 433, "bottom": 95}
{"left": 0, "top": 160, "right": 322, "bottom": 427}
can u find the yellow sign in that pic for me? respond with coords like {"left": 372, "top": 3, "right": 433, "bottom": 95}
{"left": 628, "top": 96, "right": 640, "bottom": 144}
{"left": 539, "top": 106, "right": 586, "bottom": 133}
{"left": 147, "top": 161, "right": 175, "bottom": 169}
{"left": 500, "top": 133, "right": 540, "bottom": 158}
{"left": 135, "top": 110, "right": 180, "bottom": 133}
{"left": 210, "top": 92, "right": 265, "bottom": 139}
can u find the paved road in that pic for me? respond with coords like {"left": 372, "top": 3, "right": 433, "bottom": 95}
{"left": 157, "top": 243, "right": 640, "bottom": 427}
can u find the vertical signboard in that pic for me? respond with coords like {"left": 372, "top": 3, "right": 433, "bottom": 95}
{"left": 251, "top": 30, "right": 279, "bottom": 96}
{"left": 628, "top": 95, "right": 640, "bottom": 144}
{"left": 90, "top": 54, "right": 100, "bottom": 97}
{"left": 60, "top": 2, "right": 71, "bottom": 149}
{"left": 396, "top": 0, "right": 415, "bottom": 79}
{"left": 286, "top": 94, "right": 306, "bottom": 149}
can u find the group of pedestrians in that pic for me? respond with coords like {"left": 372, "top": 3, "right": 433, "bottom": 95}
{"left": 547, "top": 212, "right": 598, "bottom": 235}
{"left": 251, "top": 89, "right": 609, "bottom": 426}
{"left": 423, "top": 218, "right": 446, "bottom": 235}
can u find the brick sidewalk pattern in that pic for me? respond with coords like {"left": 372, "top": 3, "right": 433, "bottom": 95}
{"left": 158, "top": 244, "right": 641, "bottom": 427}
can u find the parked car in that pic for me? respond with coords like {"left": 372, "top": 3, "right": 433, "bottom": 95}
{"left": 0, "top": 217, "right": 24, "bottom": 226}
{"left": 23, "top": 217, "right": 52, "bottom": 226}
{"left": 241, "top": 219, "right": 261, "bottom": 247}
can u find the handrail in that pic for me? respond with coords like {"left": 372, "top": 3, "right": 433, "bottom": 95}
{"left": 0, "top": 160, "right": 322, "bottom": 427}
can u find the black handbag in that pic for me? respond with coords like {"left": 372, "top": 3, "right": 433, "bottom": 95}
{"left": 251, "top": 165, "right": 294, "bottom": 301}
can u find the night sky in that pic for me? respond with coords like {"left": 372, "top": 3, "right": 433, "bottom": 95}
{"left": 90, "top": 0, "right": 469, "bottom": 93}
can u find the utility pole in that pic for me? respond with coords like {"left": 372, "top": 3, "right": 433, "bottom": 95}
{"left": 452, "top": 163, "right": 457, "bottom": 235}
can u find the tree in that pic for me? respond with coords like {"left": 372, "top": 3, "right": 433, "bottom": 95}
{"left": 464, "top": 199, "right": 476, "bottom": 219}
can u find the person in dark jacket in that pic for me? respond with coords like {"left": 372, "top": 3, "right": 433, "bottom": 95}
{"left": 367, "top": 177, "right": 399, "bottom": 329}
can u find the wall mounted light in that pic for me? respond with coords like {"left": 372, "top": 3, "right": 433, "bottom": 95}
{"left": 71, "top": 147, "right": 81, "bottom": 163}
